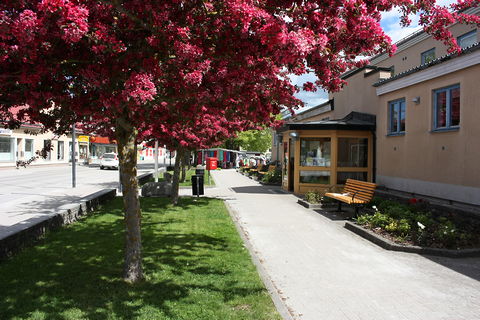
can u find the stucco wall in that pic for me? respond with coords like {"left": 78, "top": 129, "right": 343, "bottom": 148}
{"left": 376, "top": 64, "right": 480, "bottom": 203}
{"left": 328, "top": 71, "right": 385, "bottom": 119}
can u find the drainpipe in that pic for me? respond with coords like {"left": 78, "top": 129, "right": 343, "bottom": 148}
{"left": 372, "top": 128, "right": 377, "bottom": 183}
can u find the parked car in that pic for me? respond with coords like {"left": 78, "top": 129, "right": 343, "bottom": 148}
{"left": 100, "top": 153, "right": 119, "bottom": 170}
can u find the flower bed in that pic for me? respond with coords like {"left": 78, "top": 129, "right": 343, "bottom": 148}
{"left": 355, "top": 198, "right": 480, "bottom": 250}
{"left": 260, "top": 168, "right": 282, "bottom": 185}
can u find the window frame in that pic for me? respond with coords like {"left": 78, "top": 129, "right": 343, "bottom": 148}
{"left": 457, "top": 30, "right": 477, "bottom": 49}
{"left": 388, "top": 98, "right": 406, "bottom": 135}
{"left": 421, "top": 48, "right": 436, "bottom": 64}
{"left": 433, "top": 84, "right": 460, "bottom": 131}
{"left": 57, "top": 140, "right": 64, "bottom": 160}
{"left": 299, "top": 137, "right": 331, "bottom": 167}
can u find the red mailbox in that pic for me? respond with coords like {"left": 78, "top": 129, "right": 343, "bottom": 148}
{"left": 206, "top": 157, "right": 217, "bottom": 170}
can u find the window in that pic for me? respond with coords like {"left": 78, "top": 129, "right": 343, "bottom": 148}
{"left": 300, "top": 171, "right": 330, "bottom": 184}
{"left": 421, "top": 48, "right": 435, "bottom": 64}
{"left": 457, "top": 30, "right": 477, "bottom": 49}
{"left": 388, "top": 99, "right": 406, "bottom": 134}
{"left": 433, "top": 85, "right": 460, "bottom": 130}
{"left": 0, "top": 137, "right": 15, "bottom": 161}
{"left": 337, "top": 172, "right": 368, "bottom": 185}
{"left": 57, "top": 141, "right": 64, "bottom": 160}
{"left": 300, "top": 138, "right": 331, "bottom": 167}
{"left": 337, "top": 138, "right": 368, "bottom": 167}
{"left": 43, "top": 140, "right": 51, "bottom": 160}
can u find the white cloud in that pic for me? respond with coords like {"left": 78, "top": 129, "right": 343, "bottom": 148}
{"left": 288, "top": 73, "right": 328, "bottom": 108}
{"left": 380, "top": 0, "right": 458, "bottom": 43}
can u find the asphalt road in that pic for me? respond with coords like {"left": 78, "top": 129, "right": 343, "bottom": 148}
{"left": 0, "top": 163, "right": 159, "bottom": 238}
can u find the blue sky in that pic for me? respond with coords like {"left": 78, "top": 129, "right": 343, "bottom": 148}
{"left": 293, "top": 0, "right": 456, "bottom": 110}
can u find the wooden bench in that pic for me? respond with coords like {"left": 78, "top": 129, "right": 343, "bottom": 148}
{"left": 324, "top": 179, "right": 377, "bottom": 215}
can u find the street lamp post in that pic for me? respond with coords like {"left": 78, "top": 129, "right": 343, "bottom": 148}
{"left": 154, "top": 140, "right": 159, "bottom": 183}
{"left": 72, "top": 123, "right": 76, "bottom": 188}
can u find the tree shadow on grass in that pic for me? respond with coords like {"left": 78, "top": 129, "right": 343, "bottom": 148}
{"left": 0, "top": 197, "right": 267, "bottom": 320}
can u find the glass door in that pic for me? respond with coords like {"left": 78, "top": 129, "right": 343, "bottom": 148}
{"left": 25, "top": 139, "right": 34, "bottom": 159}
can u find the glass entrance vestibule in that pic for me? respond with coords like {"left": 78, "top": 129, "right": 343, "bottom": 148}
{"left": 280, "top": 127, "right": 374, "bottom": 194}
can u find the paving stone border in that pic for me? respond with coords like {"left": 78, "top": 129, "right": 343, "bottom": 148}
{"left": 297, "top": 199, "right": 323, "bottom": 210}
{"left": 344, "top": 221, "right": 480, "bottom": 258}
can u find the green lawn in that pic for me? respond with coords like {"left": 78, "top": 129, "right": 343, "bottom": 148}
{"left": 162, "top": 169, "right": 215, "bottom": 187}
{"left": 0, "top": 198, "right": 281, "bottom": 320}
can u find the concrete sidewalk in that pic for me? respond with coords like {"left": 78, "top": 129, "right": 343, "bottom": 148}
{"left": 188, "top": 169, "right": 480, "bottom": 320}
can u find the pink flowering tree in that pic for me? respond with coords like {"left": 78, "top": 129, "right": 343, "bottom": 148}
{"left": 1, "top": 0, "right": 479, "bottom": 282}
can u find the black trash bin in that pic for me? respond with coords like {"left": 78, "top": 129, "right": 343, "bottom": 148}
{"left": 195, "top": 168, "right": 205, "bottom": 176}
{"left": 191, "top": 174, "right": 204, "bottom": 196}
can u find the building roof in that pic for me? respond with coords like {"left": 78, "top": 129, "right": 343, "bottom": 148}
{"left": 373, "top": 42, "right": 480, "bottom": 87}
{"left": 369, "top": 6, "right": 480, "bottom": 66}
{"left": 341, "top": 65, "right": 392, "bottom": 80}
{"left": 278, "top": 112, "right": 375, "bottom": 132}
{"left": 287, "top": 99, "right": 334, "bottom": 122}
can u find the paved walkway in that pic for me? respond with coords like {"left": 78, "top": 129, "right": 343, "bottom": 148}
{"left": 185, "top": 169, "right": 480, "bottom": 320}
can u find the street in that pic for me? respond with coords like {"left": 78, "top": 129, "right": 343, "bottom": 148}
{"left": 0, "top": 163, "right": 157, "bottom": 239}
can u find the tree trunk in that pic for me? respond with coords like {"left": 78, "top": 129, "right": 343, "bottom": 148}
{"left": 116, "top": 117, "right": 143, "bottom": 283}
{"left": 179, "top": 150, "right": 188, "bottom": 183}
{"left": 185, "top": 150, "right": 191, "bottom": 170}
{"left": 171, "top": 147, "right": 185, "bottom": 205}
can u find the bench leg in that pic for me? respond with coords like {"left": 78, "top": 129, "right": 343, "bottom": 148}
{"left": 354, "top": 205, "right": 359, "bottom": 217}
{"left": 336, "top": 201, "right": 343, "bottom": 212}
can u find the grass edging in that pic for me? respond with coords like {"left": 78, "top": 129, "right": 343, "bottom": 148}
{"left": 344, "top": 221, "right": 480, "bottom": 258}
{"left": 223, "top": 201, "right": 295, "bottom": 320}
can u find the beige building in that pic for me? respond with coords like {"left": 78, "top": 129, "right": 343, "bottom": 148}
{"left": 0, "top": 124, "right": 89, "bottom": 167}
{"left": 276, "top": 7, "right": 480, "bottom": 205}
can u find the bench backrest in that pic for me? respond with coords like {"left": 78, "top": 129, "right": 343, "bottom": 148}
{"left": 343, "top": 179, "right": 377, "bottom": 203}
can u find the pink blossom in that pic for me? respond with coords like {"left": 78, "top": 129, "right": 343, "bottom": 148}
{"left": 123, "top": 73, "right": 157, "bottom": 105}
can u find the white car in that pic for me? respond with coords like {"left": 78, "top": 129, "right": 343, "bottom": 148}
{"left": 100, "top": 153, "right": 119, "bottom": 170}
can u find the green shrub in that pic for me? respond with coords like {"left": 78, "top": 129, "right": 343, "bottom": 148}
{"left": 356, "top": 214, "right": 371, "bottom": 226}
{"left": 261, "top": 168, "right": 281, "bottom": 184}
{"left": 304, "top": 190, "right": 322, "bottom": 204}
{"left": 369, "top": 212, "right": 392, "bottom": 229}
{"left": 432, "top": 218, "right": 457, "bottom": 248}
{"left": 385, "top": 218, "right": 411, "bottom": 237}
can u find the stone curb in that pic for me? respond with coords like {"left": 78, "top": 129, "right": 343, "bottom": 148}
{"left": 224, "top": 202, "right": 296, "bottom": 320}
{"left": 0, "top": 189, "right": 116, "bottom": 262}
{"left": 297, "top": 199, "right": 323, "bottom": 210}
{"left": 137, "top": 172, "right": 153, "bottom": 185}
{"left": 344, "top": 221, "right": 480, "bottom": 258}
